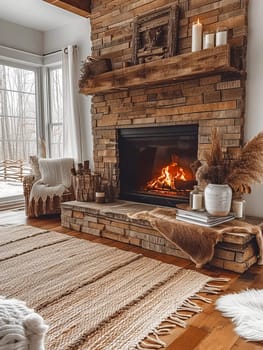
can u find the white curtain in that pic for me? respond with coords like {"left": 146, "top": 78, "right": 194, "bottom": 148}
{"left": 62, "top": 45, "right": 82, "bottom": 162}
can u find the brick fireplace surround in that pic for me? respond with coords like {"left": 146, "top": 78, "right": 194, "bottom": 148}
{"left": 61, "top": 0, "right": 259, "bottom": 273}
{"left": 87, "top": 0, "right": 247, "bottom": 178}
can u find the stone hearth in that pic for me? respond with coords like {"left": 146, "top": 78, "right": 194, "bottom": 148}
{"left": 61, "top": 200, "right": 259, "bottom": 273}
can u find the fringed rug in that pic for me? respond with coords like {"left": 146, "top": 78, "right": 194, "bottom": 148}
{"left": 0, "top": 225, "right": 229, "bottom": 350}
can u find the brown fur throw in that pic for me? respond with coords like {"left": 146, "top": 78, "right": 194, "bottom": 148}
{"left": 129, "top": 208, "right": 263, "bottom": 268}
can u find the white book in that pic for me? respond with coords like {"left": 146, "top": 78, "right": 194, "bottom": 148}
{"left": 176, "top": 205, "right": 234, "bottom": 223}
{"left": 176, "top": 214, "right": 235, "bottom": 227}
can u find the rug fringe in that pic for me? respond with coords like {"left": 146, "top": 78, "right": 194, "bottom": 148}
{"left": 137, "top": 331, "right": 166, "bottom": 349}
{"left": 177, "top": 299, "right": 203, "bottom": 313}
{"left": 200, "top": 278, "right": 230, "bottom": 294}
{"left": 136, "top": 278, "right": 230, "bottom": 350}
{"left": 192, "top": 294, "right": 212, "bottom": 303}
{"left": 171, "top": 311, "right": 191, "bottom": 320}
{"left": 210, "top": 277, "right": 230, "bottom": 282}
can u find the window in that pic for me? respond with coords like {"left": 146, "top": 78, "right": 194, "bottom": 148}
{"left": 0, "top": 62, "right": 38, "bottom": 161}
{"left": 48, "top": 66, "right": 63, "bottom": 158}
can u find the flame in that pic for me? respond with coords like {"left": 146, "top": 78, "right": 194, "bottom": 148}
{"left": 146, "top": 161, "right": 193, "bottom": 190}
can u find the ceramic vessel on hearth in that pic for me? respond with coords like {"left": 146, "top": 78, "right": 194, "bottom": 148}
{"left": 204, "top": 183, "right": 232, "bottom": 216}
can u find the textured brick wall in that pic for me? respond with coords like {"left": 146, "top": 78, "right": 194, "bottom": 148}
{"left": 89, "top": 0, "right": 248, "bottom": 189}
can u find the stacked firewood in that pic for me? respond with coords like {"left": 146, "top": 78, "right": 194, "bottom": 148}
{"left": 71, "top": 161, "right": 115, "bottom": 203}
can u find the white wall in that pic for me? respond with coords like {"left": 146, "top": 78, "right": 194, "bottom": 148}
{"left": 0, "top": 19, "right": 43, "bottom": 54}
{"left": 44, "top": 18, "right": 93, "bottom": 167}
{"left": 244, "top": 0, "right": 263, "bottom": 218}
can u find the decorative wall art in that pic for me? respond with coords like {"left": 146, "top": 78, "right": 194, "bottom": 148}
{"left": 132, "top": 3, "right": 180, "bottom": 64}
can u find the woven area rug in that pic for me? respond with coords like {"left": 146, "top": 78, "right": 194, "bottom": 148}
{"left": 0, "top": 225, "right": 229, "bottom": 350}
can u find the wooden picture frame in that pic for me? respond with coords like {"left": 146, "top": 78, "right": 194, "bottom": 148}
{"left": 132, "top": 3, "right": 180, "bottom": 65}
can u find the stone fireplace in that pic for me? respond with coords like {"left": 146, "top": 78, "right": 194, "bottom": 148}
{"left": 91, "top": 68, "right": 245, "bottom": 205}
{"left": 62, "top": 0, "right": 260, "bottom": 273}
{"left": 83, "top": 0, "right": 248, "bottom": 206}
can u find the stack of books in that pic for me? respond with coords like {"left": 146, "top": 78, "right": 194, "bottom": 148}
{"left": 175, "top": 205, "right": 235, "bottom": 227}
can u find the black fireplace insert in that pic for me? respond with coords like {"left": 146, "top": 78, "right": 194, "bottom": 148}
{"left": 118, "top": 124, "right": 199, "bottom": 207}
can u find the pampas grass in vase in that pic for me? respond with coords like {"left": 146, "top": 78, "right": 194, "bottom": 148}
{"left": 195, "top": 128, "right": 263, "bottom": 216}
{"left": 198, "top": 128, "right": 263, "bottom": 194}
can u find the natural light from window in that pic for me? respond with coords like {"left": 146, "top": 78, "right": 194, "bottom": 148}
{"left": 0, "top": 63, "right": 38, "bottom": 203}
{"left": 49, "top": 67, "right": 63, "bottom": 158}
{"left": 0, "top": 63, "right": 37, "bottom": 161}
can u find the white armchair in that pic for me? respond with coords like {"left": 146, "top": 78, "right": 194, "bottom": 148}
{"left": 23, "top": 157, "right": 75, "bottom": 218}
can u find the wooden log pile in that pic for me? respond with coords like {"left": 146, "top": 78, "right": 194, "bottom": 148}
{"left": 71, "top": 161, "right": 115, "bottom": 203}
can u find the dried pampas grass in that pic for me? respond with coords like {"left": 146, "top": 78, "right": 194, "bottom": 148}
{"left": 199, "top": 129, "right": 263, "bottom": 194}
{"left": 202, "top": 129, "right": 229, "bottom": 185}
{"left": 227, "top": 132, "right": 263, "bottom": 194}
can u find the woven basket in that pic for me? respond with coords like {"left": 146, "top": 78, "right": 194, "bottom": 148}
{"left": 84, "top": 56, "right": 111, "bottom": 75}
{"left": 79, "top": 57, "right": 112, "bottom": 88}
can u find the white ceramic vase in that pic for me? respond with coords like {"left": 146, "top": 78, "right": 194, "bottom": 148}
{"left": 204, "top": 183, "right": 232, "bottom": 216}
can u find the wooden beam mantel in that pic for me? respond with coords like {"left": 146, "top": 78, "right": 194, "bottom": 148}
{"left": 43, "top": 0, "right": 91, "bottom": 17}
{"left": 80, "top": 45, "right": 241, "bottom": 95}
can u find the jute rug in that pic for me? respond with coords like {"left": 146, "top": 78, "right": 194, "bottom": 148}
{"left": 0, "top": 225, "right": 229, "bottom": 350}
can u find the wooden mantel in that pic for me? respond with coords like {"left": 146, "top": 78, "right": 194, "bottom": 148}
{"left": 43, "top": 0, "right": 91, "bottom": 17}
{"left": 80, "top": 45, "right": 241, "bottom": 95}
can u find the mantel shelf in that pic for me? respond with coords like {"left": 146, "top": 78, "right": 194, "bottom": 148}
{"left": 80, "top": 45, "right": 241, "bottom": 95}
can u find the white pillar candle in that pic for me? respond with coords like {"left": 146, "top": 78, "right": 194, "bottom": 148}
{"left": 192, "top": 19, "right": 203, "bottom": 52}
{"left": 203, "top": 32, "right": 215, "bottom": 49}
{"left": 232, "top": 199, "right": 245, "bottom": 218}
{"left": 192, "top": 193, "right": 203, "bottom": 210}
{"left": 216, "top": 28, "right": 228, "bottom": 46}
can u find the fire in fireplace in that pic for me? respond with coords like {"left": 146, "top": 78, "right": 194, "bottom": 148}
{"left": 118, "top": 124, "right": 198, "bottom": 206}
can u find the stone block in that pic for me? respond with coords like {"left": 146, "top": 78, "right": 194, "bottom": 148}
{"left": 105, "top": 224, "right": 125, "bottom": 235}
{"left": 81, "top": 226, "right": 101, "bottom": 236}
{"left": 70, "top": 223, "right": 81, "bottom": 231}
{"left": 73, "top": 211, "right": 84, "bottom": 219}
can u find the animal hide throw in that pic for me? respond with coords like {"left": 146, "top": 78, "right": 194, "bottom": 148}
{"left": 129, "top": 207, "right": 263, "bottom": 268}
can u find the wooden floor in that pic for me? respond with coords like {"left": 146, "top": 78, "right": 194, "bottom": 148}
{"left": 1, "top": 208, "right": 262, "bottom": 350}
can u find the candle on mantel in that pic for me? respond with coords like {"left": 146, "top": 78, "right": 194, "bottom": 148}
{"left": 216, "top": 27, "right": 228, "bottom": 46}
{"left": 192, "top": 18, "right": 203, "bottom": 52}
{"left": 203, "top": 31, "right": 215, "bottom": 49}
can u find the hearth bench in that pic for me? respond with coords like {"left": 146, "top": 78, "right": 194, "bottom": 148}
{"left": 61, "top": 200, "right": 262, "bottom": 274}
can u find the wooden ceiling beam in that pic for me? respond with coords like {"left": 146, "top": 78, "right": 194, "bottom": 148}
{"left": 43, "top": 0, "right": 91, "bottom": 18}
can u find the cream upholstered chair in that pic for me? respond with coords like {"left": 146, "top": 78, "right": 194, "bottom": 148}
{"left": 23, "top": 157, "right": 75, "bottom": 218}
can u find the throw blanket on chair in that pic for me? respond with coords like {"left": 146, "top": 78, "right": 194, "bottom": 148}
{"left": 129, "top": 207, "right": 263, "bottom": 268}
{"left": 0, "top": 296, "right": 48, "bottom": 350}
{"left": 29, "top": 158, "right": 73, "bottom": 217}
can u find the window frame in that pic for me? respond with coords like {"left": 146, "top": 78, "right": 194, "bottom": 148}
{"left": 43, "top": 64, "right": 63, "bottom": 158}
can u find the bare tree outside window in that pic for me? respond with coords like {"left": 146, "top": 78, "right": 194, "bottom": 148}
{"left": 0, "top": 64, "right": 37, "bottom": 161}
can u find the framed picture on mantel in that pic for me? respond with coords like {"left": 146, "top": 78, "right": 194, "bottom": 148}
{"left": 132, "top": 4, "right": 180, "bottom": 65}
